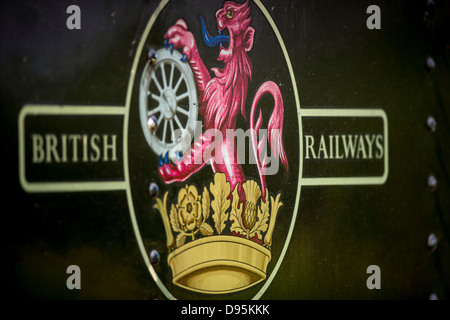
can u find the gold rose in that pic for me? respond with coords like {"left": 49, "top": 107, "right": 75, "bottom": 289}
{"left": 170, "top": 185, "right": 213, "bottom": 247}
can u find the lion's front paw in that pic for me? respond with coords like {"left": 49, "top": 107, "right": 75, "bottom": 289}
{"left": 158, "top": 152, "right": 181, "bottom": 184}
{"left": 164, "top": 19, "right": 197, "bottom": 62}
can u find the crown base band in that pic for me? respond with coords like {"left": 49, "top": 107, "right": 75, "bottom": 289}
{"left": 168, "top": 235, "right": 272, "bottom": 294}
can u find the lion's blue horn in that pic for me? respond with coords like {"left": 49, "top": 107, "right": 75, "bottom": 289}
{"left": 200, "top": 16, "right": 229, "bottom": 48}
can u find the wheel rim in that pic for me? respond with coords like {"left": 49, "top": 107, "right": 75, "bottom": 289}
{"left": 139, "top": 48, "right": 198, "bottom": 162}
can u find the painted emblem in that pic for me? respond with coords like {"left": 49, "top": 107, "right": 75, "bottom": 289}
{"left": 17, "top": 0, "right": 389, "bottom": 300}
{"left": 132, "top": 0, "right": 296, "bottom": 297}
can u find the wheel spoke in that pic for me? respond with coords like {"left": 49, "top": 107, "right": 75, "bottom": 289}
{"left": 147, "top": 105, "right": 162, "bottom": 117}
{"left": 173, "top": 74, "right": 184, "bottom": 93}
{"left": 169, "top": 63, "right": 175, "bottom": 88}
{"left": 177, "top": 107, "right": 189, "bottom": 116}
{"left": 176, "top": 91, "right": 189, "bottom": 102}
{"left": 174, "top": 115, "right": 183, "bottom": 130}
{"left": 169, "top": 119, "right": 175, "bottom": 142}
{"left": 148, "top": 91, "right": 160, "bottom": 103}
{"left": 157, "top": 113, "right": 163, "bottom": 128}
{"left": 161, "top": 62, "right": 167, "bottom": 88}
{"left": 162, "top": 119, "right": 168, "bottom": 143}
{"left": 151, "top": 72, "right": 163, "bottom": 94}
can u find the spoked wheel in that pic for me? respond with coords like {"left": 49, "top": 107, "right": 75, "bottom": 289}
{"left": 140, "top": 47, "right": 198, "bottom": 162}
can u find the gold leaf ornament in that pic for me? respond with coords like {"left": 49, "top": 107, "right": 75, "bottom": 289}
{"left": 264, "top": 193, "right": 283, "bottom": 247}
{"left": 199, "top": 222, "right": 214, "bottom": 236}
{"left": 250, "top": 188, "right": 270, "bottom": 240}
{"left": 153, "top": 191, "right": 175, "bottom": 249}
{"left": 169, "top": 203, "right": 180, "bottom": 233}
{"left": 176, "top": 232, "right": 187, "bottom": 247}
{"left": 202, "top": 187, "right": 210, "bottom": 220}
{"left": 210, "top": 173, "right": 231, "bottom": 234}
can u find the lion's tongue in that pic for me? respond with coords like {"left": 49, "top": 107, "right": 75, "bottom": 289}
{"left": 200, "top": 16, "right": 229, "bottom": 48}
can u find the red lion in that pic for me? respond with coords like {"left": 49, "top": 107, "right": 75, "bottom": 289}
{"left": 159, "top": 0, "right": 288, "bottom": 201}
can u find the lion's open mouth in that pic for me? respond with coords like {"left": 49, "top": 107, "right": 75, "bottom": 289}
{"left": 200, "top": 16, "right": 229, "bottom": 49}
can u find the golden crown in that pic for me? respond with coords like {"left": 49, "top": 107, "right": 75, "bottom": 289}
{"left": 153, "top": 172, "right": 283, "bottom": 294}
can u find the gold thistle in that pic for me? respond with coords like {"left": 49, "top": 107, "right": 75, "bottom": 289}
{"left": 242, "top": 180, "right": 261, "bottom": 231}
{"left": 230, "top": 180, "right": 277, "bottom": 244}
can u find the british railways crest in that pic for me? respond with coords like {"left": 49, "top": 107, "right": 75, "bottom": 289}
{"left": 17, "top": 0, "right": 389, "bottom": 300}
{"left": 126, "top": 0, "right": 301, "bottom": 299}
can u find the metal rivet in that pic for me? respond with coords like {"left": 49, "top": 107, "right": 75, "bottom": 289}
{"left": 147, "top": 115, "right": 158, "bottom": 133}
{"left": 427, "top": 233, "right": 438, "bottom": 251}
{"left": 149, "top": 249, "right": 160, "bottom": 266}
{"left": 148, "top": 182, "right": 159, "bottom": 199}
{"left": 426, "top": 116, "right": 436, "bottom": 133}
{"left": 429, "top": 293, "right": 438, "bottom": 300}
{"left": 427, "top": 175, "right": 437, "bottom": 192}
{"left": 147, "top": 48, "right": 157, "bottom": 66}
{"left": 425, "top": 56, "right": 436, "bottom": 73}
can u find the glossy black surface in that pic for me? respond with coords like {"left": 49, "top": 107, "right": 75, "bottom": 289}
{"left": 1, "top": 0, "right": 449, "bottom": 299}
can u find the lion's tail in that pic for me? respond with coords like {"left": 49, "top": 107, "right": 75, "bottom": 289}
{"left": 250, "top": 81, "right": 288, "bottom": 200}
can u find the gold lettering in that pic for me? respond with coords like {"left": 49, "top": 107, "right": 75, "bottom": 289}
{"left": 90, "top": 134, "right": 100, "bottom": 162}
{"left": 45, "top": 134, "right": 60, "bottom": 163}
{"left": 375, "top": 134, "right": 383, "bottom": 159}
{"left": 342, "top": 135, "right": 358, "bottom": 159}
{"left": 302, "top": 133, "right": 384, "bottom": 161}
{"left": 329, "top": 135, "right": 334, "bottom": 159}
{"left": 356, "top": 135, "right": 367, "bottom": 159}
{"left": 82, "top": 134, "right": 89, "bottom": 162}
{"left": 305, "top": 135, "right": 316, "bottom": 159}
{"left": 318, "top": 135, "right": 329, "bottom": 159}
{"left": 32, "top": 134, "right": 45, "bottom": 163}
{"left": 29, "top": 133, "right": 119, "bottom": 164}
{"left": 335, "top": 135, "right": 344, "bottom": 159}
{"left": 103, "top": 134, "right": 117, "bottom": 161}
{"left": 69, "top": 135, "right": 81, "bottom": 162}
{"left": 61, "top": 134, "right": 68, "bottom": 162}
{"left": 364, "top": 134, "right": 376, "bottom": 159}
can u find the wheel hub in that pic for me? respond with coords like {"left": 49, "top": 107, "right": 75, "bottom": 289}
{"left": 161, "top": 89, "right": 177, "bottom": 119}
